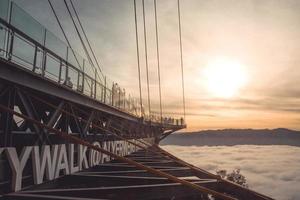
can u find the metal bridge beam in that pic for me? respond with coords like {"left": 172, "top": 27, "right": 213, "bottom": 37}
{"left": 0, "top": 87, "right": 16, "bottom": 147}
{"left": 17, "top": 90, "right": 48, "bottom": 144}
{"left": 0, "top": 61, "right": 140, "bottom": 123}
{"left": 82, "top": 110, "right": 94, "bottom": 136}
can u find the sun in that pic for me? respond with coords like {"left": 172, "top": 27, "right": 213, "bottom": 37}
{"left": 203, "top": 57, "right": 248, "bottom": 98}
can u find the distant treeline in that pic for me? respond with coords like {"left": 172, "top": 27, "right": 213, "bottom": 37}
{"left": 160, "top": 128, "right": 300, "bottom": 146}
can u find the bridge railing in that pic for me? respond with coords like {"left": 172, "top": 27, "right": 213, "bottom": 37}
{"left": 0, "top": 0, "right": 185, "bottom": 127}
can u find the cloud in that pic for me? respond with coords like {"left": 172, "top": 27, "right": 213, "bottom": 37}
{"left": 161, "top": 145, "right": 300, "bottom": 200}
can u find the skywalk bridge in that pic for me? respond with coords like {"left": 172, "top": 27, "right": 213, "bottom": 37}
{"left": 0, "top": 0, "right": 186, "bottom": 195}
{"left": 0, "top": 0, "right": 185, "bottom": 146}
{"left": 0, "top": 0, "right": 273, "bottom": 200}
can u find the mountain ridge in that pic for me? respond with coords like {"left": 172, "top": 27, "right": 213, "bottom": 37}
{"left": 160, "top": 128, "right": 300, "bottom": 146}
{"left": 181, "top": 128, "right": 299, "bottom": 134}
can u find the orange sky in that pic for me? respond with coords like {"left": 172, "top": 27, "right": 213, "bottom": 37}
{"left": 15, "top": 0, "right": 300, "bottom": 131}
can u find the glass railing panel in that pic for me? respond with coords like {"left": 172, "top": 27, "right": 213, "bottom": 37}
{"left": 90, "top": 79, "right": 95, "bottom": 98}
{"left": 11, "top": 34, "right": 35, "bottom": 70}
{"left": 0, "top": 24, "right": 7, "bottom": 58}
{"left": 161, "top": 117, "right": 175, "bottom": 125}
{"left": 119, "top": 99, "right": 125, "bottom": 110}
{"left": 67, "top": 48, "right": 76, "bottom": 68}
{"left": 45, "top": 30, "right": 67, "bottom": 60}
{"left": 113, "top": 89, "right": 126, "bottom": 109}
{"left": 96, "top": 82, "right": 103, "bottom": 102}
{"left": 45, "top": 53, "right": 60, "bottom": 82}
{"left": 105, "top": 89, "right": 112, "bottom": 105}
{"left": 67, "top": 48, "right": 83, "bottom": 70}
{"left": 33, "top": 47, "right": 43, "bottom": 74}
{"left": 59, "top": 64, "right": 67, "bottom": 84}
{"left": 111, "top": 87, "right": 117, "bottom": 107}
{"left": 76, "top": 52, "right": 84, "bottom": 70}
{"left": 67, "top": 66, "right": 78, "bottom": 90}
{"left": 0, "top": 0, "right": 9, "bottom": 21}
{"left": 95, "top": 72, "right": 103, "bottom": 85}
{"left": 0, "top": 0, "right": 9, "bottom": 59}
{"left": 84, "top": 61, "right": 95, "bottom": 78}
{"left": 84, "top": 76, "right": 92, "bottom": 97}
{"left": 126, "top": 96, "right": 135, "bottom": 115}
{"left": 10, "top": 2, "right": 45, "bottom": 45}
{"left": 77, "top": 72, "right": 83, "bottom": 92}
{"left": 120, "top": 90, "right": 126, "bottom": 110}
{"left": 117, "top": 90, "right": 122, "bottom": 108}
{"left": 124, "top": 98, "right": 129, "bottom": 112}
{"left": 134, "top": 98, "right": 141, "bottom": 116}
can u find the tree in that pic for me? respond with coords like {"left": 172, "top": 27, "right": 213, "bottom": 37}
{"left": 216, "top": 169, "right": 248, "bottom": 188}
{"left": 207, "top": 169, "right": 248, "bottom": 200}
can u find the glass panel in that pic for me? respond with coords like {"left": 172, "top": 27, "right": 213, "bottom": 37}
{"left": 77, "top": 72, "right": 83, "bottom": 92}
{"left": 76, "top": 52, "right": 84, "bottom": 70}
{"left": 106, "top": 78, "right": 114, "bottom": 92}
{"left": 84, "top": 76, "right": 92, "bottom": 96}
{"left": 105, "top": 89, "right": 112, "bottom": 105}
{"left": 84, "top": 61, "right": 95, "bottom": 78}
{"left": 130, "top": 98, "right": 138, "bottom": 115}
{"left": 66, "top": 66, "right": 78, "bottom": 90}
{"left": 91, "top": 80, "right": 95, "bottom": 98}
{"left": 60, "top": 64, "right": 66, "bottom": 84}
{"left": 12, "top": 35, "right": 35, "bottom": 70}
{"left": 95, "top": 72, "right": 103, "bottom": 84}
{"left": 112, "top": 83, "right": 121, "bottom": 107}
{"left": 67, "top": 48, "right": 83, "bottom": 70}
{"left": 0, "top": 24, "right": 7, "bottom": 58}
{"left": 45, "top": 30, "right": 67, "bottom": 59}
{"left": 0, "top": 0, "right": 8, "bottom": 57}
{"left": 33, "top": 47, "right": 43, "bottom": 74}
{"left": 0, "top": 0, "right": 9, "bottom": 21}
{"left": 96, "top": 82, "right": 103, "bottom": 102}
{"left": 67, "top": 49, "right": 76, "bottom": 68}
{"left": 120, "top": 89, "right": 125, "bottom": 109}
{"left": 45, "top": 54, "right": 60, "bottom": 82}
{"left": 10, "top": 2, "right": 45, "bottom": 44}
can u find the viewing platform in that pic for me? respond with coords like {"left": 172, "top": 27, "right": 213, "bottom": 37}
{"left": 0, "top": 0, "right": 185, "bottom": 131}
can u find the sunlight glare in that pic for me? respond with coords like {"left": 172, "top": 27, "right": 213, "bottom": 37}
{"left": 204, "top": 57, "right": 248, "bottom": 98}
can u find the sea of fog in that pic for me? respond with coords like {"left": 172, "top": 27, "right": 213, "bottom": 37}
{"left": 161, "top": 145, "right": 300, "bottom": 200}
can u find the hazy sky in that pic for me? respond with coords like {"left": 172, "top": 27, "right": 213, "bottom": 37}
{"left": 14, "top": 0, "right": 300, "bottom": 131}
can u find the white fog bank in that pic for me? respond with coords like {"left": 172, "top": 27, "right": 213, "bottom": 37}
{"left": 161, "top": 145, "right": 300, "bottom": 200}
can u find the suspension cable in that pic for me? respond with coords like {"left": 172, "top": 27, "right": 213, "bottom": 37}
{"left": 68, "top": 0, "right": 105, "bottom": 81}
{"left": 47, "top": 0, "right": 80, "bottom": 68}
{"left": 133, "top": 0, "right": 143, "bottom": 117}
{"left": 142, "top": 0, "right": 151, "bottom": 117}
{"left": 177, "top": 0, "right": 186, "bottom": 121}
{"left": 154, "top": 0, "right": 163, "bottom": 123}
{"left": 63, "top": 0, "right": 95, "bottom": 72}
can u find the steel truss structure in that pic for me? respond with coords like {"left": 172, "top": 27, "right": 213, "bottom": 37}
{"left": 1, "top": 147, "right": 274, "bottom": 200}
{"left": 0, "top": 80, "right": 163, "bottom": 147}
{"left": 0, "top": 59, "right": 182, "bottom": 195}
